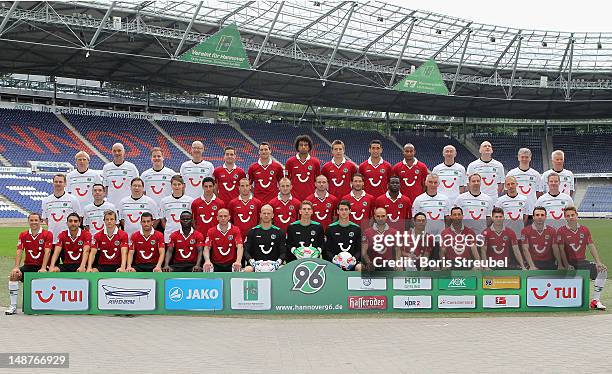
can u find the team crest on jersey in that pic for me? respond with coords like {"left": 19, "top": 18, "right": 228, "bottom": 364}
{"left": 454, "top": 171, "right": 459, "bottom": 175}
{"left": 398, "top": 204, "right": 403, "bottom": 209}
{"left": 326, "top": 203, "right": 331, "bottom": 208}
{"left": 363, "top": 202, "right": 368, "bottom": 206}
{"left": 381, "top": 169, "right": 386, "bottom": 173}
{"left": 77, "top": 241, "right": 83, "bottom": 246}
{"left": 289, "top": 206, "right": 295, "bottom": 210}
{"left": 545, "top": 235, "right": 550, "bottom": 239}
{"left": 343, "top": 168, "right": 348, "bottom": 173}
{"left": 190, "top": 239, "right": 196, "bottom": 244}
{"left": 114, "top": 240, "right": 121, "bottom": 246}
{"left": 349, "top": 232, "right": 354, "bottom": 237}
{"left": 580, "top": 233, "right": 585, "bottom": 239}
{"left": 481, "top": 201, "right": 486, "bottom": 206}
{"left": 234, "top": 174, "right": 239, "bottom": 179}
{"left": 310, "top": 230, "right": 316, "bottom": 236}
{"left": 415, "top": 169, "right": 420, "bottom": 174}
{"left": 63, "top": 203, "right": 68, "bottom": 207}
{"left": 87, "top": 177, "right": 92, "bottom": 181}
{"left": 438, "top": 202, "right": 443, "bottom": 205}
{"left": 250, "top": 205, "right": 254, "bottom": 210}
{"left": 140, "top": 205, "right": 145, "bottom": 208}
{"left": 308, "top": 166, "right": 313, "bottom": 171}
{"left": 228, "top": 235, "right": 234, "bottom": 241}
{"left": 213, "top": 206, "right": 218, "bottom": 210}
{"left": 151, "top": 240, "right": 156, "bottom": 245}
{"left": 270, "top": 170, "right": 275, "bottom": 175}
{"left": 123, "top": 171, "right": 128, "bottom": 175}
{"left": 39, "top": 239, "right": 44, "bottom": 244}
{"left": 182, "top": 204, "right": 187, "bottom": 208}
{"left": 503, "top": 236, "right": 508, "bottom": 241}
{"left": 271, "top": 234, "right": 276, "bottom": 240}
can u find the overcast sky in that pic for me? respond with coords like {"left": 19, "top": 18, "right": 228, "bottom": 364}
{"left": 385, "top": 0, "right": 611, "bottom": 32}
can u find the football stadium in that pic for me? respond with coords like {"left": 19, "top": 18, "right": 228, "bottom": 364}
{"left": 0, "top": 0, "right": 611, "bottom": 372}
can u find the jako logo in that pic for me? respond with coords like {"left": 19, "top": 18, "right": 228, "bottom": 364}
{"left": 168, "top": 286, "right": 219, "bottom": 302}
{"left": 35, "top": 286, "right": 83, "bottom": 303}
{"left": 165, "top": 279, "right": 224, "bottom": 311}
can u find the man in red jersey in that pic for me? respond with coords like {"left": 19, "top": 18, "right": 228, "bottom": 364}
{"left": 342, "top": 173, "right": 375, "bottom": 228}
{"left": 358, "top": 139, "right": 393, "bottom": 198}
{"left": 87, "top": 210, "right": 128, "bottom": 272}
{"left": 362, "top": 207, "right": 400, "bottom": 271}
{"left": 269, "top": 177, "right": 301, "bottom": 233}
{"left": 191, "top": 177, "right": 225, "bottom": 240}
{"left": 126, "top": 212, "right": 165, "bottom": 272}
{"left": 392, "top": 143, "right": 429, "bottom": 203}
{"left": 374, "top": 176, "right": 412, "bottom": 231}
{"left": 521, "top": 206, "right": 562, "bottom": 270}
{"left": 204, "top": 208, "right": 244, "bottom": 272}
{"left": 213, "top": 146, "right": 246, "bottom": 203}
{"left": 163, "top": 211, "right": 204, "bottom": 272}
{"left": 440, "top": 207, "right": 481, "bottom": 269}
{"left": 556, "top": 206, "right": 607, "bottom": 310}
{"left": 480, "top": 208, "right": 526, "bottom": 270}
{"left": 305, "top": 175, "right": 338, "bottom": 230}
{"left": 321, "top": 140, "right": 357, "bottom": 199}
{"left": 248, "top": 142, "right": 284, "bottom": 204}
{"left": 49, "top": 213, "right": 91, "bottom": 273}
{"left": 6, "top": 213, "right": 54, "bottom": 315}
{"left": 402, "top": 213, "right": 435, "bottom": 270}
{"left": 228, "top": 178, "right": 262, "bottom": 238}
{"left": 285, "top": 135, "right": 321, "bottom": 201}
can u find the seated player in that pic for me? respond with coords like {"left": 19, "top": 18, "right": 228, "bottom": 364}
{"left": 203, "top": 208, "right": 244, "bottom": 272}
{"left": 87, "top": 210, "right": 129, "bottom": 272}
{"left": 556, "top": 206, "right": 607, "bottom": 310}
{"left": 324, "top": 201, "right": 362, "bottom": 271}
{"left": 244, "top": 205, "right": 287, "bottom": 272}
{"left": 480, "top": 207, "right": 526, "bottom": 270}
{"left": 6, "top": 213, "right": 54, "bottom": 315}
{"left": 520, "top": 206, "right": 562, "bottom": 270}
{"left": 49, "top": 213, "right": 91, "bottom": 273}
{"left": 403, "top": 212, "right": 435, "bottom": 270}
{"left": 440, "top": 207, "right": 481, "bottom": 270}
{"left": 163, "top": 211, "right": 204, "bottom": 272}
{"left": 126, "top": 212, "right": 165, "bottom": 272}
{"left": 362, "top": 207, "right": 400, "bottom": 272}
{"left": 286, "top": 201, "right": 325, "bottom": 262}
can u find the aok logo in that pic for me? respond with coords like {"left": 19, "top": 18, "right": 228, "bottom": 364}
{"left": 526, "top": 277, "right": 583, "bottom": 307}
{"left": 292, "top": 261, "right": 326, "bottom": 294}
{"left": 448, "top": 278, "right": 465, "bottom": 287}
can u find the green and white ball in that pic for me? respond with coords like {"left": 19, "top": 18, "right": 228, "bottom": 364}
{"left": 292, "top": 246, "right": 321, "bottom": 259}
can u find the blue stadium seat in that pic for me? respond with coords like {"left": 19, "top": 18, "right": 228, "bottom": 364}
{"left": 579, "top": 186, "right": 612, "bottom": 212}
{"left": 553, "top": 134, "right": 612, "bottom": 173}
{"left": 0, "top": 173, "right": 53, "bottom": 214}
{"left": 472, "top": 135, "right": 543, "bottom": 172}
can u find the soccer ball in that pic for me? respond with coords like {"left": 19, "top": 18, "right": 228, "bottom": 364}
{"left": 292, "top": 246, "right": 321, "bottom": 259}
{"left": 253, "top": 260, "right": 279, "bottom": 272}
{"left": 332, "top": 251, "right": 357, "bottom": 270}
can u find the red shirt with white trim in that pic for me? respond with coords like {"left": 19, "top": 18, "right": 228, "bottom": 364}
{"left": 18, "top": 229, "right": 54, "bottom": 266}
{"left": 204, "top": 224, "right": 243, "bottom": 265}
{"left": 227, "top": 195, "right": 263, "bottom": 238}
{"left": 520, "top": 224, "right": 556, "bottom": 262}
{"left": 247, "top": 159, "right": 284, "bottom": 204}
{"left": 91, "top": 227, "right": 128, "bottom": 266}
{"left": 304, "top": 192, "right": 338, "bottom": 230}
{"left": 481, "top": 226, "right": 518, "bottom": 262}
{"left": 191, "top": 194, "right": 225, "bottom": 239}
{"left": 321, "top": 159, "right": 357, "bottom": 199}
{"left": 557, "top": 225, "right": 593, "bottom": 263}
{"left": 392, "top": 158, "right": 429, "bottom": 202}
{"left": 213, "top": 165, "right": 247, "bottom": 203}
{"left": 56, "top": 229, "right": 91, "bottom": 265}
{"left": 268, "top": 195, "right": 301, "bottom": 233}
{"left": 168, "top": 228, "right": 205, "bottom": 264}
{"left": 359, "top": 158, "right": 393, "bottom": 198}
{"left": 363, "top": 225, "right": 398, "bottom": 261}
{"left": 440, "top": 225, "right": 476, "bottom": 260}
{"left": 374, "top": 192, "right": 413, "bottom": 230}
{"left": 342, "top": 191, "right": 375, "bottom": 229}
{"left": 285, "top": 154, "right": 321, "bottom": 201}
{"left": 129, "top": 230, "right": 165, "bottom": 265}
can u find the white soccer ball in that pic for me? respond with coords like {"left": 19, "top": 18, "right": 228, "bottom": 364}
{"left": 332, "top": 251, "right": 357, "bottom": 270}
{"left": 253, "top": 260, "right": 279, "bottom": 272}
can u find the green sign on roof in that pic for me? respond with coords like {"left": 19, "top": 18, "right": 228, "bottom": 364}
{"left": 178, "top": 23, "right": 250, "bottom": 69}
{"left": 393, "top": 59, "right": 449, "bottom": 95}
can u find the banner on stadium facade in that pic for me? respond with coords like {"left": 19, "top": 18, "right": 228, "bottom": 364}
{"left": 178, "top": 24, "right": 251, "bottom": 69}
{"left": 393, "top": 59, "right": 449, "bottom": 95}
{"left": 23, "top": 259, "right": 590, "bottom": 315}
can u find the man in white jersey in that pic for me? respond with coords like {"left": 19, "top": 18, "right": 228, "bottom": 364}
{"left": 542, "top": 150, "right": 575, "bottom": 197}
{"left": 467, "top": 141, "right": 504, "bottom": 203}
{"left": 180, "top": 141, "right": 214, "bottom": 199}
{"left": 535, "top": 172, "right": 574, "bottom": 229}
{"left": 141, "top": 147, "right": 175, "bottom": 207}
{"left": 506, "top": 148, "right": 543, "bottom": 217}
{"left": 83, "top": 184, "right": 117, "bottom": 233}
{"left": 119, "top": 177, "right": 159, "bottom": 241}
{"left": 411, "top": 174, "right": 450, "bottom": 236}
{"left": 454, "top": 173, "right": 493, "bottom": 235}
{"left": 102, "top": 143, "right": 139, "bottom": 208}
{"left": 41, "top": 174, "right": 82, "bottom": 243}
{"left": 431, "top": 145, "right": 467, "bottom": 205}
{"left": 66, "top": 151, "right": 101, "bottom": 207}
{"left": 495, "top": 176, "right": 530, "bottom": 236}
{"left": 159, "top": 175, "right": 194, "bottom": 243}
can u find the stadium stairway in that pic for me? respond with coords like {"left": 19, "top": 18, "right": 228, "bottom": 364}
{"left": 56, "top": 113, "right": 110, "bottom": 164}
{"left": 0, "top": 152, "right": 12, "bottom": 167}
{"left": 0, "top": 192, "right": 28, "bottom": 218}
{"left": 148, "top": 119, "right": 191, "bottom": 158}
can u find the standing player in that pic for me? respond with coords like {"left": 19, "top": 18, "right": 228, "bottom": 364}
{"left": 102, "top": 143, "right": 139, "bottom": 208}
{"left": 431, "top": 145, "right": 467, "bottom": 205}
{"left": 191, "top": 177, "right": 225, "bottom": 240}
{"left": 243, "top": 205, "right": 287, "bottom": 272}
{"left": 227, "top": 178, "right": 262, "bottom": 238}
{"left": 506, "top": 148, "right": 543, "bottom": 217}
{"left": 180, "top": 140, "right": 214, "bottom": 199}
{"left": 6, "top": 213, "right": 54, "bottom": 315}
{"left": 467, "top": 141, "right": 505, "bottom": 203}
{"left": 119, "top": 178, "right": 159, "bottom": 240}
{"left": 556, "top": 206, "right": 607, "bottom": 310}
{"left": 495, "top": 176, "right": 531, "bottom": 237}
{"left": 159, "top": 175, "right": 194, "bottom": 244}
{"left": 480, "top": 208, "right": 526, "bottom": 270}
{"left": 361, "top": 207, "right": 400, "bottom": 271}
{"left": 440, "top": 207, "right": 481, "bottom": 269}
{"left": 213, "top": 146, "right": 247, "bottom": 203}
{"left": 203, "top": 209, "right": 244, "bottom": 272}
{"left": 126, "top": 212, "right": 165, "bottom": 272}
{"left": 163, "top": 211, "right": 204, "bottom": 272}
{"left": 521, "top": 206, "right": 562, "bottom": 270}
{"left": 535, "top": 172, "right": 574, "bottom": 228}
{"left": 454, "top": 173, "right": 493, "bottom": 235}
{"left": 374, "top": 176, "right": 412, "bottom": 231}
{"left": 48, "top": 213, "right": 91, "bottom": 272}
{"left": 141, "top": 147, "right": 176, "bottom": 206}
{"left": 247, "top": 142, "right": 284, "bottom": 204}
{"left": 87, "top": 210, "right": 128, "bottom": 272}
{"left": 359, "top": 140, "right": 393, "bottom": 198}
{"left": 305, "top": 175, "right": 338, "bottom": 230}
{"left": 286, "top": 201, "right": 325, "bottom": 262}
{"left": 66, "top": 151, "right": 101, "bottom": 208}
{"left": 542, "top": 150, "right": 575, "bottom": 197}
{"left": 411, "top": 174, "right": 450, "bottom": 236}
{"left": 83, "top": 184, "right": 117, "bottom": 232}
{"left": 392, "top": 143, "right": 429, "bottom": 203}
{"left": 342, "top": 173, "right": 375, "bottom": 229}
{"left": 285, "top": 135, "right": 321, "bottom": 201}
{"left": 42, "top": 174, "right": 81, "bottom": 243}
{"left": 321, "top": 140, "right": 357, "bottom": 199}
{"left": 325, "top": 201, "right": 362, "bottom": 271}
{"left": 268, "top": 177, "right": 301, "bottom": 233}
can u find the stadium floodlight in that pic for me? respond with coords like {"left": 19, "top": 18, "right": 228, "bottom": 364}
{"left": 436, "top": 29, "right": 442, "bottom": 34}
{"left": 377, "top": 16, "right": 384, "bottom": 22}
{"left": 542, "top": 41, "right": 547, "bottom": 47}
{"left": 313, "top": 1, "right": 321, "bottom": 6}
{"left": 598, "top": 41, "right": 602, "bottom": 49}
{"left": 490, "top": 36, "right": 496, "bottom": 42}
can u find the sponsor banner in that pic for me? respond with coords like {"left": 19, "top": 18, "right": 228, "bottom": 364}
{"left": 348, "top": 296, "right": 387, "bottom": 310}
{"left": 482, "top": 276, "right": 521, "bottom": 290}
{"left": 482, "top": 295, "right": 521, "bottom": 309}
{"left": 347, "top": 277, "right": 387, "bottom": 291}
{"left": 31, "top": 278, "right": 89, "bottom": 311}
{"left": 438, "top": 277, "right": 477, "bottom": 290}
{"left": 526, "top": 277, "right": 583, "bottom": 308}
{"left": 98, "top": 278, "right": 156, "bottom": 311}
{"left": 393, "top": 59, "right": 449, "bottom": 95}
{"left": 393, "top": 276, "right": 432, "bottom": 290}
{"left": 231, "top": 278, "right": 272, "bottom": 310}
{"left": 179, "top": 24, "right": 250, "bottom": 69}
{"left": 165, "top": 278, "right": 223, "bottom": 311}
{"left": 393, "top": 295, "right": 432, "bottom": 310}
{"left": 438, "top": 295, "right": 476, "bottom": 309}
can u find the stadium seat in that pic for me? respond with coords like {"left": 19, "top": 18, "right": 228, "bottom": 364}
{"left": 0, "top": 173, "right": 53, "bottom": 214}
{"left": 553, "top": 134, "right": 612, "bottom": 173}
{"left": 472, "top": 135, "right": 544, "bottom": 172}
{"left": 579, "top": 186, "right": 612, "bottom": 212}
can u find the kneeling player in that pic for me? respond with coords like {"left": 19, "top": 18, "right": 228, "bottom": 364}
{"left": 286, "top": 201, "right": 325, "bottom": 261}
{"left": 480, "top": 207, "right": 526, "bottom": 270}
{"left": 163, "top": 211, "right": 204, "bottom": 272}
{"left": 557, "top": 206, "right": 607, "bottom": 310}
{"left": 6, "top": 213, "right": 54, "bottom": 315}
{"left": 126, "top": 213, "right": 165, "bottom": 272}
{"left": 87, "top": 210, "right": 128, "bottom": 272}
{"left": 362, "top": 207, "right": 400, "bottom": 272}
{"left": 244, "top": 205, "right": 286, "bottom": 272}
{"left": 204, "top": 209, "right": 243, "bottom": 272}
{"left": 520, "top": 206, "right": 562, "bottom": 270}
{"left": 324, "top": 201, "right": 362, "bottom": 271}
{"left": 49, "top": 213, "right": 91, "bottom": 273}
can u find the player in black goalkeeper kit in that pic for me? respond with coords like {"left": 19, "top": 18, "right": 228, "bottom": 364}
{"left": 286, "top": 201, "right": 325, "bottom": 262}
{"left": 325, "top": 200, "right": 362, "bottom": 271}
{"left": 244, "top": 205, "right": 287, "bottom": 272}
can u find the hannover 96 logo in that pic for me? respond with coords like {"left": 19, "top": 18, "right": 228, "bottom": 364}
{"left": 292, "top": 261, "right": 326, "bottom": 294}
